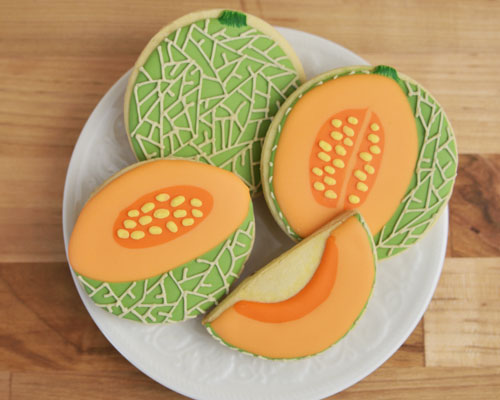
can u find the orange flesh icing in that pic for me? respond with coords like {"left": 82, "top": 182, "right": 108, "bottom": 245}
{"left": 208, "top": 215, "right": 375, "bottom": 359}
{"left": 113, "top": 185, "right": 212, "bottom": 249}
{"left": 68, "top": 160, "right": 251, "bottom": 282}
{"left": 309, "top": 109, "right": 384, "bottom": 209}
{"left": 234, "top": 234, "right": 338, "bottom": 323}
{"left": 273, "top": 74, "right": 418, "bottom": 237}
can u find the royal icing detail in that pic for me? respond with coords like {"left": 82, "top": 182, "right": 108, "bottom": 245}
{"left": 127, "top": 209, "right": 140, "bottom": 217}
{"left": 79, "top": 209, "right": 255, "bottom": 324}
{"left": 113, "top": 186, "right": 212, "bottom": 248}
{"left": 192, "top": 209, "right": 203, "bottom": 218}
{"left": 126, "top": 12, "right": 302, "bottom": 196}
{"left": 155, "top": 193, "right": 169, "bottom": 202}
{"left": 173, "top": 209, "right": 187, "bottom": 218}
{"left": 324, "top": 190, "right": 337, "bottom": 199}
{"left": 69, "top": 159, "right": 256, "bottom": 325}
{"left": 308, "top": 109, "right": 385, "bottom": 209}
{"left": 264, "top": 66, "right": 457, "bottom": 260}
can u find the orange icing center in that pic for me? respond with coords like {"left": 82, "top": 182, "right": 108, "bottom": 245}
{"left": 271, "top": 74, "right": 418, "bottom": 238}
{"left": 309, "top": 109, "right": 384, "bottom": 208}
{"left": 113, "top": 185, "right": 213, "bottom": 249}
{"left": 234, "top": 234, "right": 338, "bottom": 323}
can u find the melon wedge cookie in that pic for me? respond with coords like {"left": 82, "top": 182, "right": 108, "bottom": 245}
{"left": 203, "top": 211, "right": 376, "bottom": 359}
{"left": 68, "top": 159, "right": 255, "bottom": 323}
{"left": 124, "top": 9, "right": 305, "bottom": 196}
{"left": 262, "top": 65, "right": 458, "bottom": 259}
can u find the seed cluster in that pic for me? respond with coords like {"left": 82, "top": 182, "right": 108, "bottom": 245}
{"left": 310, "top": 110, "right": 384, "bottom": 207}
{"left": 114, "top": 189, "right": 210, "bottom": 247}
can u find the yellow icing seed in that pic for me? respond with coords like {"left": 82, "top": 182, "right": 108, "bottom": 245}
{"left": 330, "top": 131, "right": 343, "bottom": 141}
{"left": 324, "top": 176, "right": 336, "bottom": 186}
{"left": 166, "top": 221, "right": 178, "bottom": 233}
{"left": 139, "top": 215, "right": 152, "bottom": 226}
{"left": 364, "top": 164, "right": 375, "bottom": 174}
{"left": 182, "top": 218, "right": 195, "bottom": 227}
{"left": 131, "top": 230, "right": 145, "bottom": 240}
{"left": 347, "top": 116, "right": 358, "bottom": 125}
{"left": 149, "top": 226, "right": 162, "bottom": 235}
{"left": 155, "top": 193, "right": 169, "bottom": 202}
{"left": 357, "top": 182, "right": 369, "bottom": 192}
{"left": 370, "top": 145, "right": 381, "bottom": 154}
{"left": 324, "top": 190, "right": 337, "bottom": 199}
{"left": 317, "top": 152, "right": 331, "bottom": 162}
{"left": 354, "top": 170, "right": 367, "bottom": 181}
{"left": 331, "top": 119, "right": 342, "bottom": 128}
{"left": 117, "top": 229, "right": 129, "bottom": 239}
{"left": 192, "top": 209, "right": 203, "bottom": 218}
{"left": 123, "top": 219, "right": 137, "bottom": 229}
{"left": 333, "top": 159, "right": 345, "bottom": 168}
{"left": 171, "top": 196, "right": 185, "bottom": 207}
{"left": 343, "top": 126, "right": 354, "bottom": 137}
{"left": 313, "top": 182, "right": 325, "bottom": 191}
{"left": 370, "top": 123, "right": 380, "bottom": 131}
{"left": 190, "top": 198, "right": 202, "bottom": 207}
{"left": 367, "top": 134, "right": 380, "bottom": 143}
{"left": 173, "top": 209, "right": 187, "bottom": 218}
{"left": 127, "top": 209, "right": 139, "bottom": 218}
{"left": 312, "top": 167, "right": 323, "bottom": 176}
{"left": 318, "top": 140, "right": 332, "bottom": 152}
{"left": 343, "top": 137, "right": 354, "bottom": 147}
{"left": 360, "top": 152, "right": 373, "bottom": 162}
{"left": 335, "top": 145, "right": 347, "bottom": 156}
{"left": 141, "top": 202, "right": 155, "bottom": 213}
{"left": 324, "top": 166, "right": 335, "bottom": 174}
{"left": 153, "top": 209, "right": 169, "bottom": 219}
{"left": 348, "top": 195, "right": 361, "bottom": 204}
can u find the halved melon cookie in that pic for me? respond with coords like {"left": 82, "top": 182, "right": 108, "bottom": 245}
{"left": 124, "top": 9, "right": 305, "bottom": 196}
{"left": 68, "top": 159, "right": 255, "bottom": 323}
{"left": 203, "top": 210, "right": 376, "bottom": 359}
{"left": 262, "top": 65, "right": 458, "bottom": 259}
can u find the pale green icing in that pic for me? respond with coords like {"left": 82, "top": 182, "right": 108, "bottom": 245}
{"left": 128, "top": 14, "right": 301, "bottom": 196}
{"left": 266, "top": 66, "right": 458, "bottom": 260}
{"left": 77, "top": 204, "right": 254, "bottom": 324}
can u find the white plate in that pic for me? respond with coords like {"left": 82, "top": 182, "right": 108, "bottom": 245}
{"left": 63, "top": 27, "right": 448, "bottom": 400}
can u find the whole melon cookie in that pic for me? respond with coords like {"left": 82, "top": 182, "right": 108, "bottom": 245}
{"left": 68, "top": 159, "right": 255, "bottom": 323}
{"left": 124, "top": 9, "right": 305, "bottom": 196}
{"left": 262, "top": 65, "right": 458, "bottom": 259}
{"left": 203, "top": 210, "right": 376, "bottom": 359}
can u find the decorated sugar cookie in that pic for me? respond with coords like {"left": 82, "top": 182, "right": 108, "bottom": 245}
{"left": 124, "top": 9, "right": 305, "bottom": 196}
{"left": 68, "top": 159, "right": 255, "bottom": 323}
{"left": 203, "top": 211, "right": 376, "bottom": 359}
{"left": 261, "top": 65, "right": 458, "bottom": 259}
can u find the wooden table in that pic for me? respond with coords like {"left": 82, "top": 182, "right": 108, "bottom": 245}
{"left": 1, "top": 0, "right": 499, "bottom": 398}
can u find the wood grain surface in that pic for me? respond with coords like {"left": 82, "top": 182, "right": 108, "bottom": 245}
{"left": 1, "top": 0, "right": 499, "bottom": 398}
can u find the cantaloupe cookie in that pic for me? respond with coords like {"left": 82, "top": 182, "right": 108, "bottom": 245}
{"left": 124, "top": 9, "right": 305, "bottom": 196}
{"left": 203, "top": 210, "right": 376, "bottom": 359}
{"left": 68, "top": 159, "right": 255, "bottom": 323}
{"left": 261, "top": 65, "right": 458, "bottom": 259}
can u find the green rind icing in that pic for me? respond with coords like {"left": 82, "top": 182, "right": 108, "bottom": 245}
{"left": 128, "top": 17, "right": 301, "bottom": 196}
{"left": 77, "top": 204, "right": 255, "bottom": 324}
{"left": 218, "top": 10, "right": 247, "bottom": 27}
{"left": 204, "top": 212, "right": 377, "bottom": 360}
{"left": 266, "top": 66, "right": 458, "bottom": 259}
{"left": 373, "top": 65, "right": 400, "bottom": 83}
